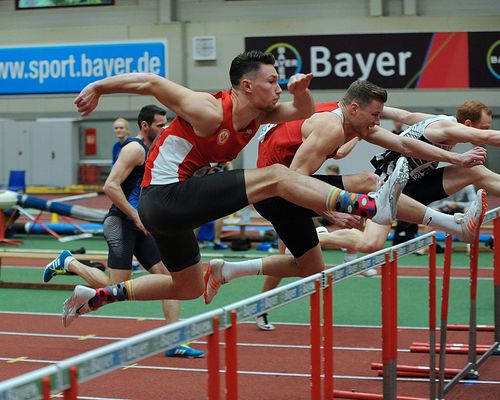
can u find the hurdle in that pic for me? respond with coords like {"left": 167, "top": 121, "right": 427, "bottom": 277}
{"left": 435, "top": 207, "right": 500, "bottom": 397}
{"left": 330, "top": 232, "right": 435, "bottom": 400}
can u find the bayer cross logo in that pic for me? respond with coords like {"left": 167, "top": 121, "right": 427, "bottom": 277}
{"left": 487, "top": 40, "right": 500, "bottom": 79}
{"left": 265, "top": 42, "right": 302, "bottom": 85}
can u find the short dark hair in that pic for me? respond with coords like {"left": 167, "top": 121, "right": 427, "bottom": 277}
{"left": 229, "top": 50, "right": 276, "bottom": 87}
{"left": 341, "top": 80, "right": 388, "bottom": 107}
{"left": 137, "top": 104, "right": 167, "bottom": 128}
{"left": 456, "top": 100, "right": 492, "bottom": 124}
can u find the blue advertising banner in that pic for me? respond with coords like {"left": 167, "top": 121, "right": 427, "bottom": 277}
{"left": 0, "top": 40, "right": 167, "bottom": 95}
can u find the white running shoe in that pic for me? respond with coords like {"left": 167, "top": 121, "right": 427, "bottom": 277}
{"left": 203, "top": 259, "right": 225, "bottom": 304}
{"left": 316, "top": 226, "right": 328, "bottom": 235}
{"left": 62, "top": 285, "right": 96, "bottom": 327}
{"left": 371, "top": 157, "right": 409, "bottom": 225}
{"left": 344, "top": 252, "right": 376, "bottom": 277}
{"left": 256, "top": 313, "right": 276, "bottom": 331}
{"left": 456, "top": 189, "right": 487, "bottom": 243}
{"left": 343, "top": 252, "right": 357, "bottom": 263}
{"left": 361, "top": 268, "right": 377, "bottom": 277}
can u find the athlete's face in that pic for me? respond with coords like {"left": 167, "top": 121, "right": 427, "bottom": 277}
{"left": 469, "top": 110, "right": 492, "bottom": 130}
{"left": 144, "top": 114, "right": 167, "bottom": 141}
{"left": 244, "top": 64, "right": 282, "bottom": 112}
{"left": 349, "top": 99, "right": 383, "bottom": 137}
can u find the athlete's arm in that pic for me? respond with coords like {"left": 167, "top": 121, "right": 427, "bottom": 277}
{"left": 368, "top": 126, "right": 487, "bottom": 168}
{"left": 289, "top": 114, "right": 344, "bottom": 175}
{"left": 334, "top": 137, "right": 360, "bottom": 159}
{"left": 262, "top": 73, "right": 315, "bottom": 124}
{"left": 75, "top": 73, "right": 221, "bottom": 132}
{"left": 382, "top": 106, "right": 435, "bottom": 125}
{"left": 434, "top": 125, "right": 500, "bottom": 147}
{"left": 103, "top": 143, "right": 149, "bottom": 235}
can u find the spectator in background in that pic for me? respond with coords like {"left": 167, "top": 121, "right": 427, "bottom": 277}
{"left": 111, "top": 117, "right": 131, "bottom": 165}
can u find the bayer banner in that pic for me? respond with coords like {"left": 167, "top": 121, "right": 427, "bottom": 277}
{"left": 0, "top": 40, "right": 168, "bottom": 95}
{"left": 245, "top": 32, "right": 499, "bottom": 90}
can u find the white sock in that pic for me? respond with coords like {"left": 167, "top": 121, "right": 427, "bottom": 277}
{"left": 64, "top": 256, "right": 75, "bottom": 270}
{"left": 344, "top": 252, "right": 357, "bottom": 263}
{"left": 221, "top": 259, "right": 263, "bottom": 282}
{"left": 422, "top": 208, "right": 461, "bottom": 237}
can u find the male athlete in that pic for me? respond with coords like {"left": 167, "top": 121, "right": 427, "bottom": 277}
{"left": 319, "top": 100, "right": 496, "bottom": 256}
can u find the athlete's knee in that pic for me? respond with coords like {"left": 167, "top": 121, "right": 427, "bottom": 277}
{"left": 170, "top": 273, "right": 205, "bottom": 300}
{"left": 343, "top": 172, "right": 378, "bottom": 193}
{"left": 357, "top": 236, "right": 385, "bottom": 254}
{"left": 358, "top": 173, "right": 378, "bottom": 192}
{"left": 262, "top": 275, "right": 282, "bottom": 291}
{"left": 246, "top": 164, "right": 293, "bottom": 201}
{"left": 365, "top": 173, "right": 379, "bottom": 191}
{"left": 262, "top": 164, "right": 290, "bottom": 182}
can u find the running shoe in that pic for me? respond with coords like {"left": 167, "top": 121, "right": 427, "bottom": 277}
{"left": 43, "top": 250, "right": 73, "bottom": 283}
{"left": 165, "top": 344, "right": 205, "bottom": 358}
{"left": 256, "top": 313, "right": 276, "bottom": 331}
{"left": 203, "top": 259, "right": 225, "bottom": 304}
{"left": 371, "top": 157, "right": 409, "bottom": 225}
{"left": 456, "top": 189, "right": 487, "bottom": 243}
{"left": 343, "top": 252, "right": 357, "bottom": 263}
{"left": 213, "top": 242, "right": 228, "bottom": 250}
{"left": 343, "top": 252, "right": 376, "bottom": 277}
{"left": 132, "top": 261, "right": 142, "bottom": 274}
{"left": 62, "top": 285, "right": 96, "bottom": 327}
{"left": 361, "top": 268, "right": 377, "bottom": 277}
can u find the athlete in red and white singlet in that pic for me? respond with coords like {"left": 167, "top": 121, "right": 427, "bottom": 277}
{"left": 143, "top": 89, "right": 257, "bottom": 186}
{"left": 257, "top": 102, "right": 341, "bottom": 169}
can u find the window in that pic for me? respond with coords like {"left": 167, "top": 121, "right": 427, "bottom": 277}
{"left": 16, "top": 0, "right": 114, "bottom": 10}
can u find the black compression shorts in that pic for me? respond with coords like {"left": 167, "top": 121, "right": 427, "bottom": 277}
{"left": 402, "top": 168, "right": 448, "bottom": 205}
{"left": 103, "top": 215, "right": 161, "bottom": 271}
{"left": 139, "top": 170, "right": 249, "bottom": 272}
{"left": 254, "top": 174, "right": 344, "bottom": 258}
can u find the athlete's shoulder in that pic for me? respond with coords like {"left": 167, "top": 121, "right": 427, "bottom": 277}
{"left": 314, "top": 101, "right": 339, "bottom": 113}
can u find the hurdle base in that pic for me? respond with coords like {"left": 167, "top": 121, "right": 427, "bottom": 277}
{"left": 0, "top": 280, "right": 75, "bottom": 290}
{"left": 332, "top": 389, "right": 426, "bottom": 400}
{"left": 466, "top": 370, "right": 480, "bottom": 380}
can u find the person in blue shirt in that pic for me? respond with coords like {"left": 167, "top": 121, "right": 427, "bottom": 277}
{"left": 111, "top": 117, "right": 131, "bottom": 165}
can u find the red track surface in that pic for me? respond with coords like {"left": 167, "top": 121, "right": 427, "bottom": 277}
{"left": 1, "top": 313, "right": 499, "bottom": 399}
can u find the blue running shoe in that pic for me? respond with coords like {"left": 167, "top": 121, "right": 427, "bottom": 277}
{"left": 165, "top": 344, "right": 205, "bottom": 358}
{"left": 213, "top": 242, "right": 228, "bottom": 250}
{"left": 43, "top": 250, "right": 73, "bottom": 283}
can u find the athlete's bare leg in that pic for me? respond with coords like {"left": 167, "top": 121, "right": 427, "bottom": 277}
{"left": 442, "top": 165, "right": 500, "bottom": 197}
{"left": 245, "top": 162, "right": 407, "bottom": 225}
{"left": 341, "top": 172, "right": 378, "bottom": 193}
{"left": 319, "top": 221, "right": 390, "bottom": 254}
{"left": 65, "top": 259, "right": 181, "bottom": 322}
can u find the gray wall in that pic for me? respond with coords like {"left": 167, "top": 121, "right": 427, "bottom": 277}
{"left": 0, "top": 0, "right": 499, "bottom": 184}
